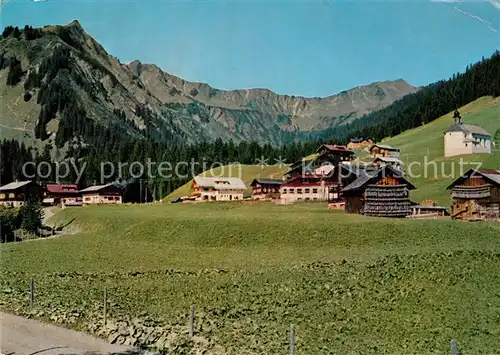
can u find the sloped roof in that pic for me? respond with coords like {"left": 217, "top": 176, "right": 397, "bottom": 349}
{"left": 342, "top": 165, "right": 416, "bottom": 192}
{"left": 80, "top": 183, "right": 119, "bottom": 193}
{"left": 446, "top": 169, "right": 500, "bottom": 189}
{"left": 194, "top": 177, "right": 246, "bottom": 190}
{"left": 46, "top": 184, "right": 79, "bottom": 194}
{"left": 369, "top": 144, "right": 400, "bottom": 152}
{"left": 250, "top": 179, "right": 283, "bottom": 186}
{"left": 0, "top": 180, "right": 34, "bottom": 191}
{"left": 316, "top": 144, "right": 353, "bottom": 154}
{"left": 444, "top": 124, "right": 491, "bottom": 136}
{"left": 374, "top": 157, "right": 404, "bottom": 165}
{"left": 349, "top": 137, "right": 374, "bottom": 143}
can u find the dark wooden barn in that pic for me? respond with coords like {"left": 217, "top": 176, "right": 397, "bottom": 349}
{"left": 447, "top": 169, "right": 500, "bottom": 221}
{"left": 341, "top": 165, "right": 416, "bottom": 218}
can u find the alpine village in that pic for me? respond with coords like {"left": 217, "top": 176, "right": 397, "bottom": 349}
{"left": 0, "top": 18, "right": 500, "bottom": 355}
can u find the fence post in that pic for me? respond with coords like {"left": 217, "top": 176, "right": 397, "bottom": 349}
{"left": 189, "top": 304, "right": 195, "bottom": 337}
{"left": 450, "top": 339, "right": 457, "bottom": 355}
{"left": 290, "top": 324, "right": 295, "bottom": 355}
{"left": 103, "top": 286, "right": 107, "bottom": 326}
{"left": 29, "top": 277, "right": 35, "bottom": 307}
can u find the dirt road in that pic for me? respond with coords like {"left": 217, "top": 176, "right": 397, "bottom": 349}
{"left": 0, "top": 312, "right": 140, "bottom": 355}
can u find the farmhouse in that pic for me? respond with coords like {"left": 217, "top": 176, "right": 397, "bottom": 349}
{"left": 369, "top": 144, "right": 400, "bottom": 158}
{"left": 341, "top": 164, "right": 415, "bottom": 217}
{"left": 373, "top": 156, "right": 404, "bottom": 170}
{"left": 250, "top": 179, "right": 282, "bottom": 200}
{"left": 443, "top": 110, "right": 491, "bottom": 157}
{"left": 0, "top": 180, "right": 44, "bottom": 207}
{"left": 44, "top": 184, "right": 82, "bottom": 206}
{"left": 347, "top": 137, "right": 374, "bottom": 150}
{"left": 447, "top": 169, "right": 500, "bottom": 221}
{"left": 80, "top": 184, "right": 123, "bottom": 205}
{"left": 191, "top": 177, "right": 246, "bottom": 201}
{"left": 280, "top": 169, "right": 341, "bottom": 203}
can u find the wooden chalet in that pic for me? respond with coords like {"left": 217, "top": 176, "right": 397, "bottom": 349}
{"left": 0, "top": 180, "right": 44, "bottom": 207}
{"left": 80, "top": 183, "right": 123, "bottom": 205}
{"left": 191, "top": 177, "right": 246, "bottom": 202}
{"left": 373, "top": 156, "right": 404, "bottom": 170}
{"left": 280, "top": 171, "right": 340, "bottom": 203}
{"left": 250, "top": 179, "right": 283, "bottom": 200}
{"left": 347, "top": 137, "right": 374, "bottom": 150}
{"left": 369, "top": 144, "right": 400, "bottom": 158}
{"left": 341, "top": 165, "right": 416, "bottom": 217}
{"left": 44, "top": 184, "right": 82, "bottom": 206}
{"left": 447, "top": 169, "right": 500, "bottom": 221}
{"left": 284, "top": 145, "right": 354, "bottom": 178}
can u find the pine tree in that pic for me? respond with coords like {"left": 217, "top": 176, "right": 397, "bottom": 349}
{"left": 20, "top": 199, "right": 43, "bottom": 235}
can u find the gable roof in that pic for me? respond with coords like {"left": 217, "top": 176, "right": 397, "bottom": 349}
{"left": 46, "top": 184, "right": 79, "bottom": 194}
{"left": 316, "top": 144, "right": 354, "bottom": 154}
{"left": 444, "top": 123, "right": 491, "bottom": 136}
{"left": 194, "top": 177, "right": 246, "bottom": 190}
{"left": 0, "top": 180, "right": 35, "bottom": 191}
{"left": 446, "top": 169, "right": 500, "bottom": 189}
{"left": 374, "top": 157, "right": 404, "bottom": 165}
{"left": 250, "top": 179, "right": 283, "bottom": 187}
{"left": 341, "top": 165, "right": 416, "bottom": 192}
{"left": 80, "top": 183, "right": 120, "bottom": 193}
{"left": 369, "top": 144, "right": 400, "bottom": 152}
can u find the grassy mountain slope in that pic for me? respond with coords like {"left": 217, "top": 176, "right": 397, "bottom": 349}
{"left": 0, "top": 21, "right": 416, "bottom": 147}
{"left": 1, "top": 204, "right": 499, "bottom": 353}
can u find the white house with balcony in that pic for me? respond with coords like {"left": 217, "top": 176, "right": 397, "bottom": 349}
{"left": 443, "top": 112, "right": 491, "bottom": 157}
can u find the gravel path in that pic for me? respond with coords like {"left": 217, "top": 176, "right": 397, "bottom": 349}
{"left": 0, "top": 312, "right": 140, "bottom": 355}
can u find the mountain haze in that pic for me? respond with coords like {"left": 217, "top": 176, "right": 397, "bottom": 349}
{"left": 0, "top": 21, "right": 417, "bottom": 146}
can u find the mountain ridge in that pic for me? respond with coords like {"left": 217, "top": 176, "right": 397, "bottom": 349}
{"left": 0, "top": 21, "right": 418, "bottom": 146}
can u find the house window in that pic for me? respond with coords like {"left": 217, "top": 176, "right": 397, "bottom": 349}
{"left": 84, "top": 197, "right": 91, "bottom": 202}
{"left": 312, "top": 188, "right": 318, "bottom": 193}
{"left": 465, "top": 143, "right": 468, "bottom": 147}
{"left": 305, "top": 197, "right": 310, "bottom": 201}
{"left": 289, "top": 189, "right": 294, "bottom": 193}
{"left": 313, "top": 198, "right": 318, "bottom": 201}
{"left": 297, "top": 189, "right": 302, "bottom": 194}
{"left": 0, "top": 194, "right": 4, "bottom": 200}
{"left": 305, "top": 188, "right": 310, "bottom": 193}
{"left": 114, "top": 196, "right": 120, "bottom": 201}
{"left": 8, "top": 193, "right": 15, "bottom": 198}
{"left": 282, "top": 189, "right": 287, "bottom": 194}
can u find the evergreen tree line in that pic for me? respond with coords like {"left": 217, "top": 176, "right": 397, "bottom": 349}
{"left": 0, "top": 138, "right": 320, "bottom": 199}
{"left": 1, "top": 25, "right": 44, "bottom": 41}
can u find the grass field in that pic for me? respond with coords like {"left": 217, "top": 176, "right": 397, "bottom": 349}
{"left": 1, "top": 203, "right": 500, "bottom": 354}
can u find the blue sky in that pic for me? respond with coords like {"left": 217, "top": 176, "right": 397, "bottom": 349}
{"left": 1, "top": 0, "right": 499, "bottom": 97}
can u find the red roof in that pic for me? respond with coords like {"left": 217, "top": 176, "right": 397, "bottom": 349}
{"left": 46, "top": 184, "right": 79, "bottom": 194}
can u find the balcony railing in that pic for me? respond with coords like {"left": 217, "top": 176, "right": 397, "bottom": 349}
{"left": 451, "top": 185, "right": 491, "bottom": 199}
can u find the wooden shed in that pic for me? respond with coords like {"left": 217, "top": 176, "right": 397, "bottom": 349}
{"left": 341, "top": 165, "right": 416, "bottom": 218}
{"left": 447, "top": 169, "right": 500, "bottom": 221}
